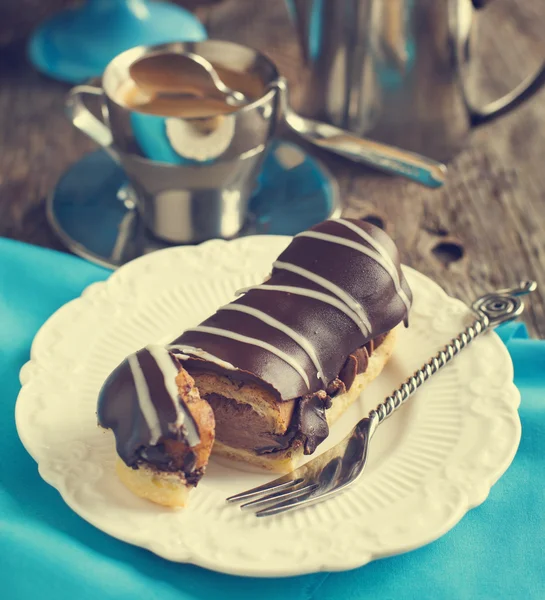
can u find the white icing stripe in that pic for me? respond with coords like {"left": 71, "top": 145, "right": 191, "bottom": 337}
{"left": 296, "top": 230, "right": 412, "bottom": 313}
{"left": 273, "top": 260, "right": 373, "bottom": 334}
{"left": 332, "top": 219, "right": 412, "bottom": 312}
{"left": 333, "top": 218, "right": 391, "bottom": 257}
{"left": 219, "top": 304, "right": 327, "bottom": 385}
{"left": 145, "top": 345, "right": 185, "bottom": 429}
{"left": 168, "top": 345, "right": 236, "bottom": 370}
{"left": 184, "top": 325, "right": 311, "bottom": 388}
{"left": 236, "top": 284, "right": 369, "bottom": 336}
{"left": 127, "top": 353, "right": 162, "bottom": 445}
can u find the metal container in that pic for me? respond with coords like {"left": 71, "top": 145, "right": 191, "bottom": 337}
{"left": 287, "top": 0, "right": 545, "bottom": 161}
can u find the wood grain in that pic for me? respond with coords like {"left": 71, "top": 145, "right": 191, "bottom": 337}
{"left": 1, "top": 0, "right": 544, "bottom": 336}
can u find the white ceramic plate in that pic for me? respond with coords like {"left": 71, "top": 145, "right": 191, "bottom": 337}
{"left": 15, "top": 236, "right": 521, "bottom": 577}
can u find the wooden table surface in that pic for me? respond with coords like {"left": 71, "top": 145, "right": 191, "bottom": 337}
{"left": 1, "top": 0, "right": 545, "bottom": 336}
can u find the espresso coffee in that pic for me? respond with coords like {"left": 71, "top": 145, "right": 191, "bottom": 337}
{"left": 117, "top": 59, "right": 265, "bottom": 119}
{"left": 117, "top": 80, "right": 239, "bottom": 118}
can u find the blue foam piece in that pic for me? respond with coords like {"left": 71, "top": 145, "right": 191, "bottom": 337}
{"left": 28, "top": 0, "right": 207, "bottom": 84}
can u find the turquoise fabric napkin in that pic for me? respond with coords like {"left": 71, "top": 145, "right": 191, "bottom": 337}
{"left": 1, "top": 238, "right": 543, "bottom": 599}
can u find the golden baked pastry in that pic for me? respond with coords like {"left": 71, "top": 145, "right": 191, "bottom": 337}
{"left": 98, "top": 218, "right": 412, "bottom": 506}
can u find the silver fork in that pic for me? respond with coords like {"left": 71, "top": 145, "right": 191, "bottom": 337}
{"left": 226, "top": 281, "right": 536, "bottom": 517}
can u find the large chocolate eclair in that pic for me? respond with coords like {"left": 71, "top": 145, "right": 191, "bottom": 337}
{"left": 98, "top": 218, "right": 412, "bottom": 505}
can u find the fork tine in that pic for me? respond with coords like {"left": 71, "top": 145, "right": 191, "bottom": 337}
{"left": 226, "top": 475, "right": 303, "bottom": 503}
{"left": 256, "top": 485, "right": 350, "bottom": 517}
{"left": 240, "top": 482, "right": 319, "bottom": 511}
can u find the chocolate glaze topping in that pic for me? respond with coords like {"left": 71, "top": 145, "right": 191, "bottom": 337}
{"left": 174, "top": 219, "right": 411, "bottom": 401}
{"left": 98, "top": 218, "right": 412, "bottom": 466}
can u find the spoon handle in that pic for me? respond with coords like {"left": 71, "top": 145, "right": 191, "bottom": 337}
{"left": 274, "top": 75, "right": 448, "bottom": 189}
{"left": 313, "top": 133, "right": 447, "bottom": 188}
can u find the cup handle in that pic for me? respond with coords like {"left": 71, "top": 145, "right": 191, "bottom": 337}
{"left": 269, "top": 76, "right": 289, "bottom": 120}
{"left": 65, "top": 85, "right": 119, "bottom": 161}
{"left": 467, "top": 2, "right": 545, "bottom": 125}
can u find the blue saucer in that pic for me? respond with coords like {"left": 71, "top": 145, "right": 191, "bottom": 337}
{"left": 29, "top": 0, "right": 207, "bottom": 83}
{"left": 46, "top": 140, "right": 341, "bottom": 269}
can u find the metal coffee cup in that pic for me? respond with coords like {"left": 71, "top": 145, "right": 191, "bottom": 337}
{"left": 66, "top": 40, "right": 285, "bottom": 243}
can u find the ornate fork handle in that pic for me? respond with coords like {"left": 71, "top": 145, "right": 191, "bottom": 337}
{"left": 367, "top": 280, "right": 537, "bottom": 433}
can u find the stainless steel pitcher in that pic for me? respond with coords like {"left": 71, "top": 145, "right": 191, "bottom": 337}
{"left": 287, "top": 0, "right": 545, "bottom": 161}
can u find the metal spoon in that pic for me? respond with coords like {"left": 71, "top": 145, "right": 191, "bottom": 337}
{"left": 273, "top": 79, "right": 447, "bottom": 188}
{"left": 129, "top": 51, "right": 247, "bottom": 106}
{"left": 285, "top": 109, "right": 447, "bottom": 188}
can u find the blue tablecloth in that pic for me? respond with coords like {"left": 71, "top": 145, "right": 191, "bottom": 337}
{"left": 1, "top": 238, "right": 544, "bottom": 599}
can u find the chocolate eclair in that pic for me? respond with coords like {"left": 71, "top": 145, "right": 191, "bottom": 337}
{"left": 98, "top": 218, "right": 412, "bottom": 505}
{"left": 98, "top": 348, "right": 214, "bottom": 507}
